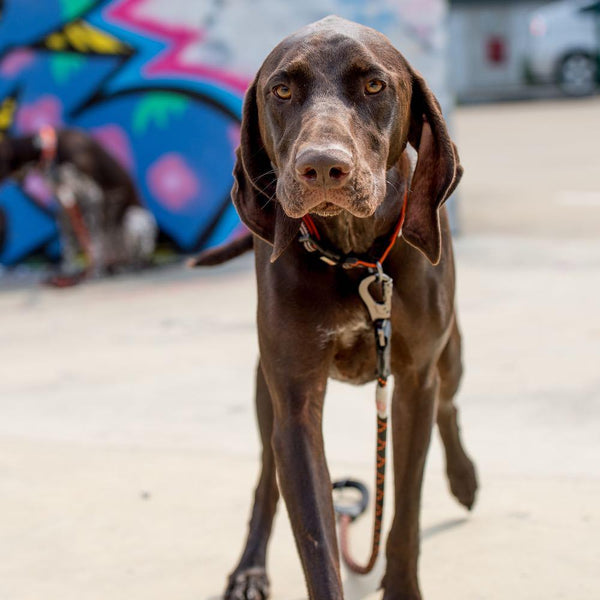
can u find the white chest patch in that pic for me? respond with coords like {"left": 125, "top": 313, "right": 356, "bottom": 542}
{"left": 319, "top": 315, "right": 371, "bottom": 349}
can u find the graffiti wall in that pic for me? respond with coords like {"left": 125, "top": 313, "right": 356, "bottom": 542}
{"left": 0, "top": 0, "right": 450, "bottom": 266}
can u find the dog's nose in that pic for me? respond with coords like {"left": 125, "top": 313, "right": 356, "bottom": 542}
{"left": 295, "top": 147, "right": 352, "bottom": 188}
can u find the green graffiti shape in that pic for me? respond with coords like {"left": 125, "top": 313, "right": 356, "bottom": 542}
{"left": 59, "top": 0, "right": 98, "bottom": 20}
{"left": 50, "top": 54, "right": 86, "bottom": 85}
{"left": 132, "top": 93, "right": 190, "bottom": 135}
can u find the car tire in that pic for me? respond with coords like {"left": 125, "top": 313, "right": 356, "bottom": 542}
{"left": 558, "top": 53, "right": 597, "bottom": 96}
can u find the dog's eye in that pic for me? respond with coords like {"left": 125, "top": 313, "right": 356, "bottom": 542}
{"left": 273, "top": 84, "right": 292, "bottom": 100}
{"left": 365, "top": 79, "right": 385, "bottom": 95}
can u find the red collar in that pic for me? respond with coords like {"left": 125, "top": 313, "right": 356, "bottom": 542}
{"left": 36, "top": 125, "right": 57, "bottom": 165}
{"left": 299, "top": 189, "right": 407, "bottom": 269}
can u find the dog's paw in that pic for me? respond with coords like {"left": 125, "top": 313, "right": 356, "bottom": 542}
{"left": 380, "top": 574, "right": 422, "bottom": 600}
{"left": 381, "top": 584, "right": 422, "bottom": 600}
{"left": 224, "top": 567, "right": 270, "bottom": 600}
{"left": 447, "top": 456, "right": 478, "bottom": 510}
{"left": 44, "top": 271, "right": 87, "bottom": 288}
{"left": 382, "top": 594, "right": 421, "bottom": 600}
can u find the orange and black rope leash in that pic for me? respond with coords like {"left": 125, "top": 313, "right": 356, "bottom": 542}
{"left": 338, "top": 408, "right": 388, "bottom": 574}
{"left": 36, "top": 126, "right": 95, "bottom": 272}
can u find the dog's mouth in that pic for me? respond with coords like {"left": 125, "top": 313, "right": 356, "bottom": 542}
{"left": 280, "top": 191, "right": 379, "bottom": 219}
{"left": 277, "top": 169, "right": 384, "bottom": 220}
{"left": 310, "top": 201, "right": 344, "bottom": 217}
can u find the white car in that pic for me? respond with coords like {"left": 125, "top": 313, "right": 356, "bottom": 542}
{"left": 525, "top": 0, "right": 599, "bottom": 95}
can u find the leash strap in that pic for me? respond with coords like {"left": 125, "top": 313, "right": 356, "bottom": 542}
{"left": 338, "top": 411, "right": 387, "bottom": 574}
{"left": 35, "top": 125, "right": 57, "bottom": 166}
{"left": 335, "top": 265, "right": 393, "bottom": 574}
{"left": 56, "top": 185, "right": 94, "bottom": 269}
{"left": 42, "top": 130, "right": 94, "bottom": 271}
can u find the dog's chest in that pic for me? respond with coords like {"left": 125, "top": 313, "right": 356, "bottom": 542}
{"left": 322, "top": 315, "right": 377, "bottom": 385}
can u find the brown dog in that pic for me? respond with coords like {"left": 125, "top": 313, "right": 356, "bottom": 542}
{"left": 0, "top": 128, "right": 156, "bottom": 284}
{"left": 203, "top": 16, "right": 478, "bottom": 600}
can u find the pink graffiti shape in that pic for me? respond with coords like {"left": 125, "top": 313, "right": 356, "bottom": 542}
{"left": 106, "top": 0, "right": 249, "bottom": 94}
{"left": 91, "top": 124, "right": 135, "bottom": 171}
{"left": 0, "top": 49, "right": 35, "bottom": 76}
{"left": 22, "top": 172, "right": 54, "bottom": 208}
{"left": 147, "top": 153, "right": 199, "bottom": 211}
{"left": 230, "top": 221, "right": 250, "bottom": 240}
{"left": 15, "top": 95, "right": 63, "bottom": 135}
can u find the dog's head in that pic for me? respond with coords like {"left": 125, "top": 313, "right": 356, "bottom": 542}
{"left": 233, "top": 16, "right": 462, "bottom": 264}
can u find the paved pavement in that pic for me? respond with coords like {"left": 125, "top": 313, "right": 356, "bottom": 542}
{"left": 1, "top": 98, "right": 599, "bottom": 600}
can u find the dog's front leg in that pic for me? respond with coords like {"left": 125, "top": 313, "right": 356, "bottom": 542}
{"left": 225, "top": 361, "right": 278, "bottom": 600}
{"left": 382, "top": 366, "right": 439, "bottom": 600}
{"left": 258, "top": 318, "right": 343, "bottom": 600}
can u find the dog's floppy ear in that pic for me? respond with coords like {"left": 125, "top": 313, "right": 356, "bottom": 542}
{"left": 232, "top": 74, "right": 301, "bottom": 262}
{"left": 404, "top": 70, "right": 463, "bottom": 265}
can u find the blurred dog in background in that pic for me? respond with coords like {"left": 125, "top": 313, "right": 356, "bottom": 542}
{"left": 0, "top": 127, "right": 157, "bottom": 286}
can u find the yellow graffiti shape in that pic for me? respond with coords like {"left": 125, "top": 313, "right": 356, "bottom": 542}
{"left": 43, "top": 21, "right": 130, "bottom": 55}
{"left": 0, "top": 97, "right": 17, "bottom": 132}
{"left": 46, "top": 32, "right": 68, "bottom": 51}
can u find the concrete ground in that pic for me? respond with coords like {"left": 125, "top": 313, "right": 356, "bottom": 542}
{"left": 1, "top": 97, "right": 599, "bottom": 600}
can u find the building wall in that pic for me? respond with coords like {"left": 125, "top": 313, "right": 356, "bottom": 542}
{"left": 0, "top": 0, "right": 451, "bottom": 266}
{"left": 449, "top": 1, "right": 547, "bottom": 100}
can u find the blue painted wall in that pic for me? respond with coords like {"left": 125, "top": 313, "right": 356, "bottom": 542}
{"left": 0, "top": 0, "right": 452, "bottom": 265}
{"left": 0, "top": 0, "right": 246, "bottom": 265}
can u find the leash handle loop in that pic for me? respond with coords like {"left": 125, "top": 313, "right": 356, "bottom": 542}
{"left": 332, "top": 479, "right": 370, "bottom": 521}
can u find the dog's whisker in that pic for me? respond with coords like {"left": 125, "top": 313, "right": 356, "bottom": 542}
{"left": 386, "top": 178, "right": 401, "bottom": 196}
{"left": 249, "top": 170, "right": 277, "bottom": 198}
{"left": 252, "top": 169, "right": 276, "bottom": 186}
{"left": 260, "top": 188, "right": 278, "bottom": 210}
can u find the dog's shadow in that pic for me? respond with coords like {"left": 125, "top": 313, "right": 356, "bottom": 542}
{"left": 342, "top": 517, "right": 469, "bottom": 600}
{"left": 204, "top": 518, "right": 468, "bottom": 600}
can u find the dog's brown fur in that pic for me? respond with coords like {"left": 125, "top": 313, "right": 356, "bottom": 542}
{"left": 206, "top": 17, "right": 478, "bottom": 600}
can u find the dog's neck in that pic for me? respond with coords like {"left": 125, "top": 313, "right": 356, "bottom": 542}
{"left": 309, "top": 165, "right": 408, "bottom": 256}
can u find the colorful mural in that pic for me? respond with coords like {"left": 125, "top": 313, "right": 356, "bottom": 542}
{"left": 0, "top": 0, "right": 247, "bottom": 265}
{"left": 0, "top": 0, "right": 451, "bottom": 266}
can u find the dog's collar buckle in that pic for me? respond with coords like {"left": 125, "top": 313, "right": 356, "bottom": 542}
{"left": 298, "top": 226, "right": 342, "bottom": 266}
{"left": 320, "top": 256, "right": 338, "bottom": 266}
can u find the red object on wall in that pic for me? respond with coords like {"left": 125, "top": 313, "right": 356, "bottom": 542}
{"left": 486, "top": 36, "right": 507, "bottom": 65}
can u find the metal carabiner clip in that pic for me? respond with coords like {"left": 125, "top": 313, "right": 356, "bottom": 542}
{"left": 358, "top": 264, "right": 393, "bottom": 322}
